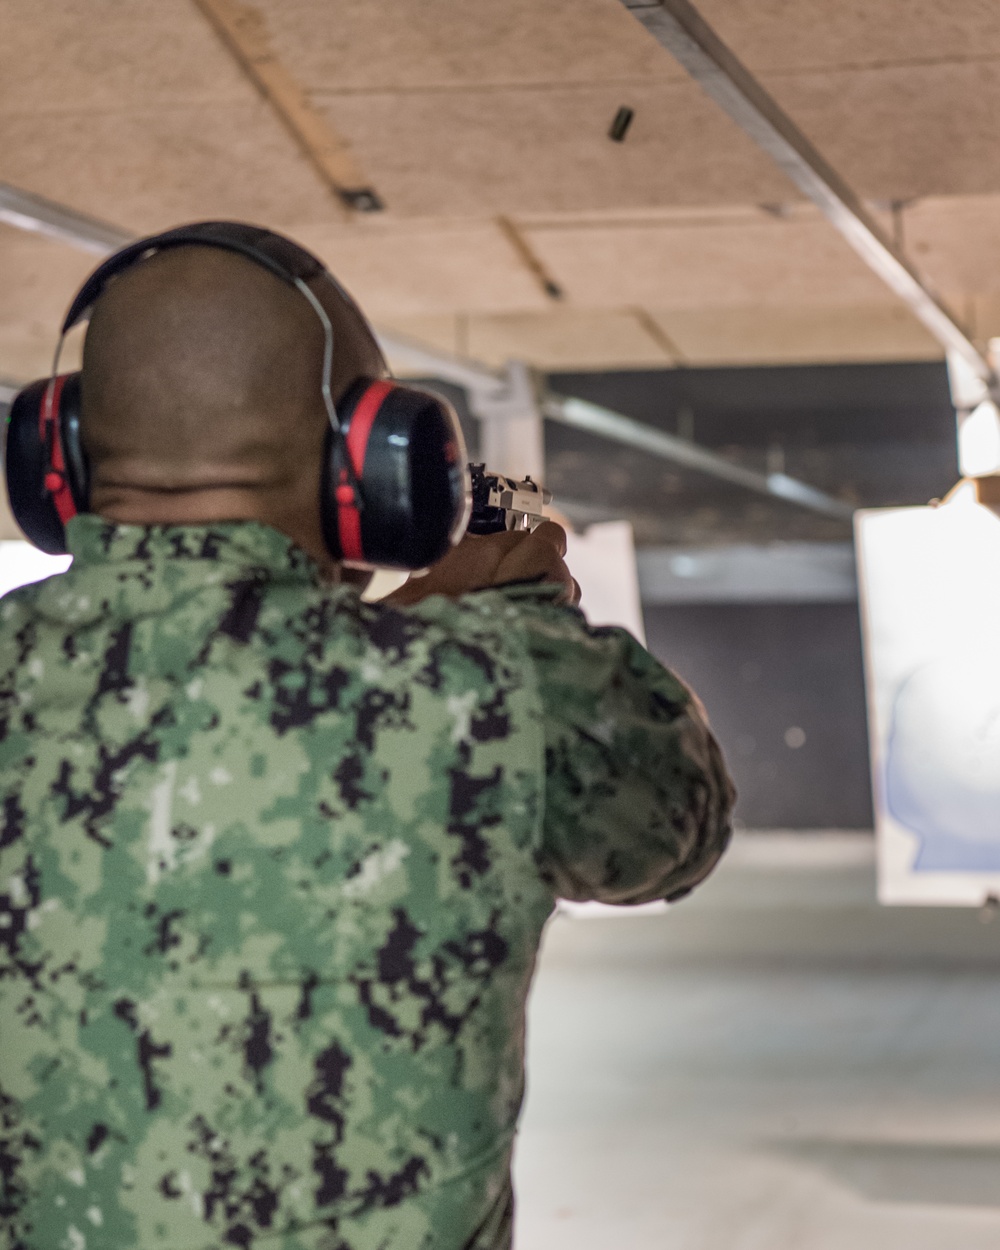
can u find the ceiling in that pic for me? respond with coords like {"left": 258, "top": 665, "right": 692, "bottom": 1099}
{"left": 1, "top": 0, "right": 997, "bottom": 542}
{"left": 4, "top": 0, "right": 1000, "bottom": 378}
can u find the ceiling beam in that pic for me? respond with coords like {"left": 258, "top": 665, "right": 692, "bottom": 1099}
{"left": 620, "top": 0, "right": 999, "bottom": 397}
{"left": 193, "top": 0, "right": 382, "bottom": 212}
{"left": 495, "top": 215, "right": 564, "bottom": 301}
{"left": 0, "top": 185, "right": 853, "bottom": 520}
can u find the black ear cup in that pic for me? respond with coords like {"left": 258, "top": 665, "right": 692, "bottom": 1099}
{"left": 5, "top": 374, "right": 89, "bottom": 555}
{"left": 321, "top": 379, "right": 471, "bottom": 570}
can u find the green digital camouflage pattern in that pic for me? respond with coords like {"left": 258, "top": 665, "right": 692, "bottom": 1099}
{"left": 0, "top": 517, "right": 733, "bottom": 1250}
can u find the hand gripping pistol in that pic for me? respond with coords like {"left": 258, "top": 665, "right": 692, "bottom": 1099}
{"left": 467, "top": 463, "right": 552, "bottom": 535}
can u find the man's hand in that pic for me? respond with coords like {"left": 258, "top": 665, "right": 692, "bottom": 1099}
{"left": 385, "top": 521, "right": 580, "bottom": 607}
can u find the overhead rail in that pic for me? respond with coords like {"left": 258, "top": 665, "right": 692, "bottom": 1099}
{"left": 0, "top": 181, "right": 852, "bottom": 519}
{"left": 0, "top": 184, "right": 134, "bottom": 255}
{"left": 542, "top": 393, "right": 854, "bottom": 519}
{"left": 367, "top": 331, "right": 854, "bottom": 520}
{"left": 619, "top": 0, "right": 1000, "bottom": 398}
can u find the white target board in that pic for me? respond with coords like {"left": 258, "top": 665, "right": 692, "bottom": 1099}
{"left": 564, "top": 520, "right": 646, "bottom": 645}
{"left": 855, "top": 489, "right": 1000, "bottom": 905}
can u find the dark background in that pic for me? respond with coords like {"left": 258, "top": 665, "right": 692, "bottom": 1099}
{"left": 547, "top": 359, "right": 958, "bottom": 545}
{"left": 644, "top": 602, "right": 874, "bottom": 829}
{"left": 429, "top": 358, "right": 957, "bottom": 831}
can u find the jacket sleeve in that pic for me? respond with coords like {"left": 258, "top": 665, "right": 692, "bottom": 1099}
{"left": 518, "top": 597, "right": 735, "bottom": 905}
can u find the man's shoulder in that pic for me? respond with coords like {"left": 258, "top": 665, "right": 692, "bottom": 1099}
{"left": 360, "top": 583, "right": 664, "bottom": 704}
{"left": 0, "top": 578, "right": 46, "bottom": 617}
{"left": 0, "top": 577, "right": 60, "bottom": 657}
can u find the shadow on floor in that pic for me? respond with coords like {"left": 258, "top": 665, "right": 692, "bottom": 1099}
{"left": 775, "top": 1138, "right": 1000, "bottom": 1208}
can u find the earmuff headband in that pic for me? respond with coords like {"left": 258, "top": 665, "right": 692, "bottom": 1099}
{"left": 61, "top": 223, "right": 329, "bottom": 334}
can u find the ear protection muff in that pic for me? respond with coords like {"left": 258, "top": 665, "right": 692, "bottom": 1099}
{"left": 4, "top": 221, "right": 471, "bottom": 568}
{"left": 322, "top": 377, "right": 468, "bottom": 569}
{"left": 6, "top": 373, "right": 88, "bottom": 555}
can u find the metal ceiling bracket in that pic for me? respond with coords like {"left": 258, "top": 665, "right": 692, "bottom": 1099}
{"left": 495, "top": 216, "right": 564, "bottom": 301}
{"left": 620, "top": 0, "right": 1000, "bottom": 398}
{"left": 468, "top": 360, "right": 547, "bottom": 482}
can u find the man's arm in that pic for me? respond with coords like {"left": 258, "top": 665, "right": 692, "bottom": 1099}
{"left": 520, "top": 601, "right": 734, "bottom": 904}
{"left": 389, "top": 523, "right": 735, "bottom": 905}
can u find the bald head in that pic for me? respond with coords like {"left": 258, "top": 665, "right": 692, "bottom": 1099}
{"left": 79, "top": 243, "right": 385, "bottom": 567}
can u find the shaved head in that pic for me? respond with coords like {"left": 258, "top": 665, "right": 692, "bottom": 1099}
{"left": 79, "top": 243, "right": 385, "bottom": 570}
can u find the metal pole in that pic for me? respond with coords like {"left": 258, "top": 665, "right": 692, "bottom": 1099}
{"left": 543, "top": 394, "right": 855, "bottom": 520}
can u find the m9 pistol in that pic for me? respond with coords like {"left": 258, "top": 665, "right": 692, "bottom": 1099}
{"left": 467, "top": 463, "right": 552, "bottom": 535}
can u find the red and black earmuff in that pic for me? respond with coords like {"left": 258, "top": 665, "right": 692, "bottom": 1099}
{"left": 6, "top": 372, "right": 89, "bottom": 556}
{"left": 4, "top": 221, "right": 471, "bottom": 568}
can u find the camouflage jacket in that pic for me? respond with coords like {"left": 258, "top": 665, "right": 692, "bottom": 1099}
{"left": 0, "top": 518, "right": 733, "bottom": 1250}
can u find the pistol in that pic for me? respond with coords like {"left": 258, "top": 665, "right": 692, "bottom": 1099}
{"left": 467, "top": 463, "right": 552, "bottom": 535}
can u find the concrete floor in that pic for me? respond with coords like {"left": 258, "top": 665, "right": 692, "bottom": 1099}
{"left": 513, "top": 834, "right": 1000, "bottom": 1249}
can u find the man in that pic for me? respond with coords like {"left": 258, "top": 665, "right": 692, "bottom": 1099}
{"left": 0, "top": 237, "right": 734, "bottom": 1249}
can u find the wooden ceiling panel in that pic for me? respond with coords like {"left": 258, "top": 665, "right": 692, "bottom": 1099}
{"left": 1, "top": 106, "right": 336, "bottom": 236}
{"left": 255, "top": 0, "right": 678, "bottom": 92}
{"left": 696, "top": 0, "right": 1000, "bottom": 73}
{"left": 0, "top": 229, "right": 95, "bottom": 380}
{"left": 312, "top": 67, "right": 1000, "bottom": 217}
{"left": 378, "top": 309, "right": 676, "bottom": 370}
{"left": 903, "top": 194, "right": 1000, "bottom": 294}
{"left": 292, "top": 220, "right": 550, "bottom": 317}
{"left": 376, "top": 316, "right": 464, "bottom": 365}
{"left": 524, "top": 212, "right": 893, "bottom": 309}
{"left": 768, "top": 63, "right": 1000, "bottom": 200}
{"left": 1, "top": 0, "right": 998, "bottom": 377}
{"left": 314, "top": 83, "right": 792, "bottom": 217}
{"left": 971, "top": 295, "right": 1000, "bottom": 341}
{"left": 465, "top": 309, "right": 675, "bottom": 369}
{"left": 0, "top": 0, "right": 248, "bottom": 116}
{"left": 652, "top": 302, "right": 940, "bottom": 367}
